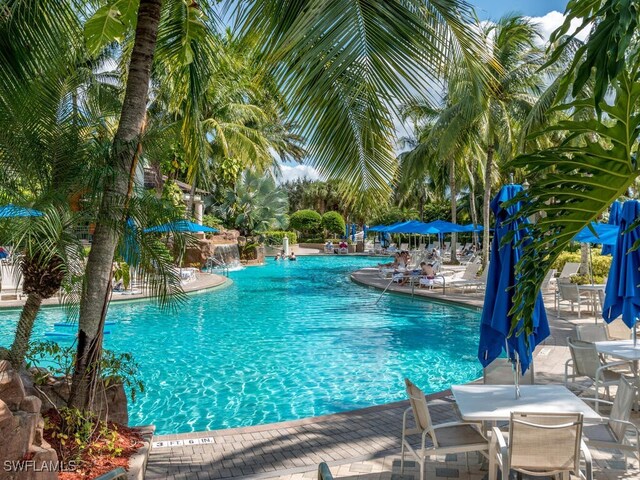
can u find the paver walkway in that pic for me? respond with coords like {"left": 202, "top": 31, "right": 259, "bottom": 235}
{"left": 146, "top": 267, "right": 640, "bottom": 480}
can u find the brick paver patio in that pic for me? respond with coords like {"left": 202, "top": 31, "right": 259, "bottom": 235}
{"left": 145, "top": 267, "right": 640, "bottom": 480}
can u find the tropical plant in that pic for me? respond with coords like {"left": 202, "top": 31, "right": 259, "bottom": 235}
{"left": 507, "top": 0, "right": 640, "bottom": 336}
{"left": 7, "top": 0, "right": 488, "bottom": 412}
{"left": 321, "top": 211, "right": 346, "bottom": 237}
{"left": 215, "top": 170, "right": 289, "bottom": 237}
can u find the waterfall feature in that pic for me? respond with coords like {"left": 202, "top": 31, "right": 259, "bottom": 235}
{"left": 209, "top": 244, "right": 242, "bottom": 271}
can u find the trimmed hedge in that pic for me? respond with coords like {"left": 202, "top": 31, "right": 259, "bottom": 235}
{"left": 321, "top": 211, "right": 346, "bottom": 236}
{"left": 263, "top": 231, "right": 298, "bottom": 245}
{"left": 289, "top": 209, "right": 322, "bottom": 233}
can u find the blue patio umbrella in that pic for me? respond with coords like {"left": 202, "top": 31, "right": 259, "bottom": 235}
{"left": 460, "top": 223, "right": 484, "bottom": 232}
{"left": 574, "top": 222, "right": 619, "bottom": 246}
{"left": 602, "top": 200, "right": 640, "bottom": 333}
{"left": 363, "top": 224, "right": 368, "bottom": 238}
{"left": 478, "top": 184, "right": 550, "bottom": 376}
{"left": 369, "top": 221, "right": 404, "bottom": 232}
{"left": 421, "top": 219, "right": 465, "bottom": 233}
{"left": 0, "top": 204, "right": 43, "bottom": 218}
{"left": 144, "top": 220, "right": 218, "bottom": 233}
{"left": 345, "top": 223, "right": 349, "bottom": 239}
{"left": 350, "top": 223, "right": 356, "bottom": 242}
{"left": 602, "top": 201, "right": 622, "bottom": 255}
{"left": 385, "top": 220, "right": 427, "bottom": 234}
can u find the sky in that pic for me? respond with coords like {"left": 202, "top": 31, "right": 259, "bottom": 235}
{"left": 278, "top": 0, "right": 574, "bottom": 184}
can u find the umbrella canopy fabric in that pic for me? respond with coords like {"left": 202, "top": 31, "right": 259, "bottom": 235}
{"left": 420, "top": 219, "right": 465, "bottom": 233}
{"left": 368, "top": 221, "right": 406, "bottom": 232}
{"left": 602, "top": 201, "right": 623, "bottom": 255}
{"left": 478, "top": 184, "right": 550, "bottom": 374}
{"left": 459, "top": 223, "right": 484, "bottom": 232}
{"left": 602, "top": 200, "right": 640, "bottom": 329}
{"left": 0, "top": 204, "right": 43, "bottom": 218}
{"left": 574, "top": 222, "right": 619, "bottom": 246}
{"left": 385, "top": 220, "right": 428, "bottom": 234}
{"left": 118, "top": 218, "right": 140, "bottom": 266}
{"left": 144, "top": 220, "right": 217, "bottom": 234}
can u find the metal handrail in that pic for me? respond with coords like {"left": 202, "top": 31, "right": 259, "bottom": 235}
{"left": 206, "top": 256, "right": 229, "bottom": 277}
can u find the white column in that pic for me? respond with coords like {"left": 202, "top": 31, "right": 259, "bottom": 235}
{"left": 194, "top": 195, "right": 203, "bottom": 225}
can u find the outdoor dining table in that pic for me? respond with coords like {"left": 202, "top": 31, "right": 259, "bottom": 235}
{"left": 451, "top": 384, "right": 603, "bottom": 423}
{"left": 576, "top": 283, "right": 606, "bottom": 317}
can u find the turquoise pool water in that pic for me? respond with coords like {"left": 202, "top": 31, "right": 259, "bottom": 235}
{"left": 0, "top": 256, "right": 481, "bottom": 434}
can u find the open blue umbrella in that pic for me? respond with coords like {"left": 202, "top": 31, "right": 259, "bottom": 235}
{"left": 421, "top": 219, "right": 465, "bottom": 233}
{"left": 574, "top": 222, "right": 619, "bottom": 246}
{"left": 144, "top": 220, "right": 217, "bottom": 233}
{"left": 385, "top": 220, "right": 427, "bottom": 234}
{"left": 602, "top": 201, "right": 622, "bottom": 255}
{"left": 460, "top": 223, "right": 484, "bottom": 232}
{"left": 0, "top": 204, "right": 43, "bottom": 218}
{"left": 478, "top": 184, "right": 550, "bottom": 376}
{"left": 602, "top": 200, "right": 640, "bottom": 333}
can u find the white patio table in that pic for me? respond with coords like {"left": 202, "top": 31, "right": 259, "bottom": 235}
{"left": 576, "top": 284, "right": 606, "bottom": 316}
{"left": 595, "top": 339, "right": 640, "bottom": 361}
{"left": 451, "top": 384, "right": 603, "bottom": 423}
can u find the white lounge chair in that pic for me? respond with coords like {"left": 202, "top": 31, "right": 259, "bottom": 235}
{"left": 489, "top": 412, "right": 592, "bottom": 480}
{"left": 401, "top": 379, "right": 488, "bottom": 480}
{"left": 559, "top": 261, "right": 581, "bottom": 279}
{"left": 447, "top": 263, "right": 489, "bottom": 293}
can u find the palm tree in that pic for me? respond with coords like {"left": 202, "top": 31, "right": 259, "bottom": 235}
{"left": 4, "top": 0, "right": 489, "bottom": 410}
{"left": 439, "top": 15, "right": 545, "bottom": 265}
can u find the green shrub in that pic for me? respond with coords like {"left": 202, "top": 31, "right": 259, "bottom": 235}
{"left": 289, "top": 209, "right": 322, "bottom": 236}
{"left": 321, "top": 211, "right": 346, "bottom": 236}
{"left": 551, "top": 250, "right": 612, "bottom": 283}
{"left": 263, "top": 230, "right": 298, "bottom": 245}
{"left": 202, "top": 214, "right": 223, "bottom": 229}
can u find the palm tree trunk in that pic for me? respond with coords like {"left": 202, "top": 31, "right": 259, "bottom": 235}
{"left": 449, "top": 157, "right": 458, "bottom": 264}
{"left": 469, "top": 157, "right": 479, "bottom": 247}
{"left": 9, "top": 293, "right": 43, "bottom": 369}
{"left": 482, "top": 146, "right": 494, "bottom": 267}
{"left": 68, "top": 0, "right": 163, "bottom": 411}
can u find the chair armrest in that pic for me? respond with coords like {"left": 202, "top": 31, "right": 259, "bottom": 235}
{"left": 580, "top": 440, "right": 593, "bottom": 480}
{"left": 432, "top": 421, "right": 482, "bottom": 431}
{"left": 490, "top": 426, "right": 508, "bottom": 469}
{"left": 607, "top": 418, "right": 640, "bottom": 438}
{"left": 579, "top": 397, "right": 614, "bottom": 410}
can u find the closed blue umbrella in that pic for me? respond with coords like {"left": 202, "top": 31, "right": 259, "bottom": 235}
{"left": 602, "top": 201, "right": 622, "bottom": 255}
{"left": 144, "top": 220, "right": 217, "bottom": 233}
{"left": 0, "top": 204, "right": 43, "bottom": 218}
{"left": 363, "top": 224, "right": 368, "bottom": 238}
{"left": 602, "top": 200, "right": 640, "bottom": 331}
{"left": 478, "top": 184, "right": 549, "bottom": 375}
{"left": 118, "top": 218, "right": 140, "bottom": 266}
{"left": 350, "top": 223, "right": 356, "bottom": 242}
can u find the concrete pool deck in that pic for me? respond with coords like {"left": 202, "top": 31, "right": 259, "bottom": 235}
{"left": 0, "top": 272, "right": 229, "bottom": 310}
{"left": 145, "top": 265, "right": 640, "bottom": 480}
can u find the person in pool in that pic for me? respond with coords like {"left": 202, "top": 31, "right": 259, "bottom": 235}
{"left": 274, "top": 254, "right": 281, "bottom": 261}
{"left": 289, "top": 252, "right": 297, "bottom": 261}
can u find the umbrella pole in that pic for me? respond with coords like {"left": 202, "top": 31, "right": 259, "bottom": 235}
{"left": 634, "top": 319, "right": 638, "bottom": 348}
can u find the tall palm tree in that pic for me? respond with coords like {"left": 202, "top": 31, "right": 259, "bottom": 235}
{"left": 440, "top": 15, "right": 545, "bottom": 265}
{"left": 3, "top": 0, "right": 489, "bottom": 410}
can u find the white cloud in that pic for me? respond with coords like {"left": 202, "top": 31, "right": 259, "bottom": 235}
{"left": 527, "top": 10, "right": 590, "bottom": 45}
{"left": 277, "top": 164, "right": 321, "bottom": 184}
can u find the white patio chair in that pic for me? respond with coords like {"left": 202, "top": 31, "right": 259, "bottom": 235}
{"left": 556, "top": 278, "right": 591, "bottom": 318}
{"left": 483, "top": 358, "right": 534, "bottom": 385}
{"left": 575, "top": 324, "right": 608, "bottom": 343}
{"left": 582, "top": 377, "right": 640, "bottom": 471}
{"left": 565, "top": 337, "right": 632, "bottom": 409}
{"left": 446, "top": 263, "right": 483, "bottom": 292}
{"left": 488, "top": 412, "right": 592, "bottom": 480}
{"left": 605, "top": 318, "right": 632, "bottom": 340}
{"left": 559, "top": 261, "right": 581, "bottom": 279}
{"left": 401, "top": 378, "right": 488, "bottom": 480}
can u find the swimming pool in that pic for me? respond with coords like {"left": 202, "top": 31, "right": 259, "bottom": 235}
{"left": 0, "top": 256, "right": 481, "bottom": 434}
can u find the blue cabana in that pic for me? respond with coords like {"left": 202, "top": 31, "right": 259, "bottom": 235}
{"left": 602, "top": 201, "right": 622, "bottom": 255}
{"left": 573, "top": 222, "right": 619, "bottom": 246}
{"left": 602, "top": 200, "right": 640, "bottom": 330}
{"left": 0, "top": 204, "right": 43, "bottom": 218}
{"left": 478, "top": 184, "right": 549, "bottom": 374}
{"left": 144, "top": 220, "right": 218, "bottom": 234}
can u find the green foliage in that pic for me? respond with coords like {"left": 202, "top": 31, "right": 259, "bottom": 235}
{"left": 112, "top": 261, "right": 130, "bottom": 290}
{"left": 511, "top": 66, "right": 640, "bottom": 336}
{"left": 215, "top": 170, "right": 288, "bottom": 236}
{"left": 370, "top": 207, "right": 419, "bottom": 227}
{"left": 161, "top": 180, "right": 186, "bottom": 217}
{"left": 46, "top": 407, "right": 97, "bottom": 464}
{"left": 26, "top": 341, "right": 145, "bottom": 403}
{"left": 263, "top": 231, "right": 297, "bottom": 246}
{"left": 321, "top": 211, "right": 346, "bottom": 236}
{"left": 84, "top": 0, "right": 138, "bottom": 55}
{"left": 201, "top": 214, "right": 222, "bottom": 229}
{"left": 289, "top": 209, "right": 322, "bottom": 235}
{"left": 551, "top": 251, "right": 612, "bottom": 284}
{"left": 422, "top": 202, "right": 451, "bottom": 223}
